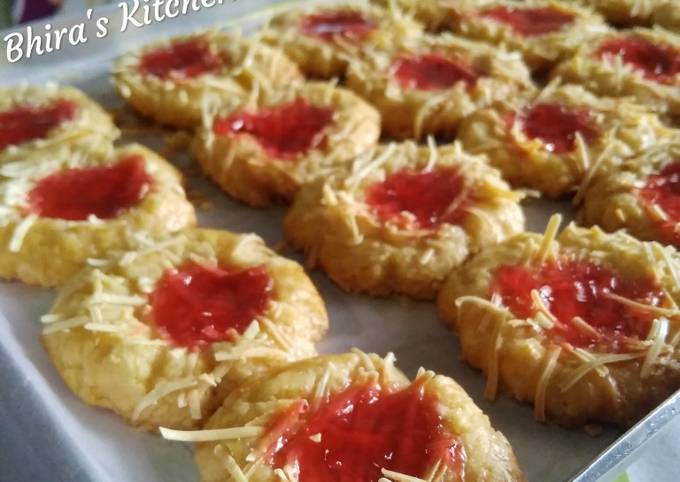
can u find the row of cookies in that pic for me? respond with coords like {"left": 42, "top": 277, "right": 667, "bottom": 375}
{"left": 0, "top": 85, "right": 525, "bottom": 479}
{"left": 106, "top": 0, "right": 680, "bottom": 434}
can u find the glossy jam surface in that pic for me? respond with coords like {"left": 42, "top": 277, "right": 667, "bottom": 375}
{"left": 640, "top": 160, "right": 680, "bottom": 246}
{"left": 299, "top": 10, "right": 377, "bottom": 42}
{"left": 28, "top": 155, "right": 151, "bottom": 221}
{"left": 213, "top": 98, "right": 334, "bottom": 160}
{"left": 481, "top": 5, "right": 575, "bottom": 37}
{"left": 597, "top": 36, "right": 680, "bottom": 84}
{"left": 393, "top": 53, "right": 480, "bottom": 91}
{"left": 491, "top": 258, "right": 664, "bottom": 352}
{"left": 140, "top": 38, "right": 223, "bottom": 80}
{"left": 0, "top": 100, "right": 77, "bottom": 151}
{"left": 265, "top": 382, "right": 466, "bottom": 481}
{"left": 151, "top": 263, "right": 273, "bottom": 349}
{"left": 518, "top": 102, "right": 600, "bottom": 154}
{"left": 366, "top": 167, "right": 469, "bottom": 230}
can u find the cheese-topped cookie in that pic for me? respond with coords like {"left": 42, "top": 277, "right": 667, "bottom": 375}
{"left": 447, "top": 0, "right": 609, "bottom": 71}
{"left": 41, "top": 229, "right": 328, "bottom": 430}
{"left": 0, "top": 84, "right": 118, "bottom": 164}
{"left": 0, "top": 143, "right": 195, "bottom": 287}
{"left": 438, "top": 217, "right": 680, "bottom": 426}
{"left": 284, "top": 141, "right": 525, "bottom": 299}
{"left": 113, "top": 31, "right": 302, "bottom": 128}
{"left": 552, "top": 28, "right": 680, "bottom": 118}
{"left": 192, "top": 81, "right": 380, "bottom": 207}
{"left": 180, "top": 351, "right": 524, "bottom": 481}
{"left": 457, "top": 83, "right": 676, "bottom": 197}
{"left": 579, "top": 142, "right": 680, "bottom": 247}
{"left": 260, "top": 2, "right": 423, "bottom": 79}
{"left": 346, "top": 33, "right": 533, "bottom": 140}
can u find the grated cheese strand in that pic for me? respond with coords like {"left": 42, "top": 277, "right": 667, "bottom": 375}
{"left": 8, "top": 214, "right": 37, "bottom": 252}
{"left": 534, "top": 345, "right": 562, "bottom": 422}
{"left": 534, "top": 214, "right": 562, "bottom": 264}
{"left": 381, "top": 468, "right": 428, "bottom": 482}
{"left": 641, "top": 317, "right": 669, "bottom": 378}
{"left": 132, "top": 378, "right": 198, "bottom": 420}
{"left": 159, "top": 425, "right": 264, "bottom": 442}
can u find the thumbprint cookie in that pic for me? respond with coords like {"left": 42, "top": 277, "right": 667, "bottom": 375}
{"left": 0, "top": 84, "right": 118, "bottom": 164}
{"left": 41, "top": 229, "right": 328, "bottom": 430}
{"left": 192, "top": 81, "right": 380, "bottom": 207}
{"left": 346, "top": 33, "right": 533, "bottom": 140}
{"left": 447, "top": 0, "right": 609, "bottom": 71}
{"left": 563, "top": 0, "right": 671, "bottom": 27}
{"left": 180, "top": 351, "right": 524, "bottom": 481}
{"left": 579, "top": 142, "right": 680, "bottom": 248}
{"left": 113, "top": 31, "right": 302, "bottom": 128}
{"left": 457, "top": 82, "right": 675, "bottom": 197}
{"left": 284, "top": 141, "right": 525, "bottom": 299}
{"left": 0, "top": 143, "right": 195, "bottom": 287}
{"left": 371, "top": 0, "right": 492, "bottom": 31}
{"left": 552, "top": 28, "right": 680, "bottom": 118}
{"left": 260, "top": 2, "right": 423, "bottom": 79}
{"left": 438, "top": 216, "right": 680, "bottom": 426}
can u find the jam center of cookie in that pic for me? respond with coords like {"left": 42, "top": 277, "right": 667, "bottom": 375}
{"left": 519, "top": 102, "right": 600, "bottom": 154}
{"left": 265, "top": 382, "right": 465, "bottom": 481}
{"left": 640, "top": 160, "right": 680, "bottom": 245}
{"left": 366, "top": 167, "right": 469, "bottom": 230}
{"left": 0, "top": 99, "right": 77, "bottom": 151}
{"left": 28, "top": 155, "right": 152, "bottom": 221}
{"left": 299, "top": 10, "right": 377, "bottom": 42}
{"left": 597, "top": 37, "right": 680, "bottom": 84}
{"left": 151, "top": 262, "right": 273, "bottom": 349}
{"left": 481, "top": 6, "right": 575, "bottom": 36}
{"left": 213, "top": 98, "right": 334, "bottom": 160}
{"left": 140, "top": 38, "right": 223, "bottom": 79}
{"left": 393, "top": 53, "right": 480, "bottom": 91}
{"left": 491, "top": 258, "right": 663, "bottom": 352}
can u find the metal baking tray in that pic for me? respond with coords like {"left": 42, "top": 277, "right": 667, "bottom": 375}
{"left": 1, "top": 1, "right": 678, "bottom": 481}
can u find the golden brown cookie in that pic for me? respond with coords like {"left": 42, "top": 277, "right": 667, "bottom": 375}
{"left": 563, "top": 0, "right": 671, "bottom": 27}
{"left": 0, "top": 143, "right": 195, "bottom": 287}
{"left": 438, "top": 217, "right": 680, "bottom": 426}
{"left": 346, "top": 33, "right": 533, "bottom": 139}
{"left": 552, "top": 28, "right": 680, "bottom": 118}
{"left": 192, "top": 81, "right": 380, "bottom": 207}
{"left": 447, "top": 0, "right": 609, "bottom": 71}
{"left": 284, "top": 141, "right": 525, "bottom": 299}
{"left": 113, "top": 31, "right": 302, "bottom": 128}
{"left": 0, "top": 84, "right": 118, "bottom": 164}
{"left": 579, "top": 141, "right": 680, "bottom": 247}
{"left": 41, "top": 228, "right": 328, "bottom": 430}
{"left": 170, "top": 351, "right": 524, "bottom": 481}
{"left": 457, "top": 83, "right": 676, "bottom": 197}
{"left": 371, "top": 0, "right": 493, "bottom": 30}
{"left": 652, "top": 3, "right": 680, "bottom": 32}
{"left": 260, "top": 2, "right": 423, "bottom": 79}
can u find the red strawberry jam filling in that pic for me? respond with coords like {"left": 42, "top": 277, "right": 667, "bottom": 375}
{"left": 27, "top": 155, "right": 151, "bottom": 221}
{"left": 597, "top": 36, "right": 680, "bottom": 85}
{"left": 262, "top": 381, "right": 466, "bottom": 481}
{"left": 213, "top": 98, "right": 334, "bottom": 160}
{"left": 640, "top": 160, "right": 680, "bottom": 247}
{"left": 366, "top": 167, "right": 469, "bottom": 230}
{"left": 516, "top": 102, "right": 600, "bottom": 154}
{"left": 151, "top": 262, "right": 273, "bottom": 349}
{"left": 480, "top": 6, "right": 575, "bottom": 37}
{"left": 491, "top": 258, "right": 664, "bottom": 352}
{"left": 299, "top": 10, "right": 377, "bottom": 42}
{"left": 140, "top": 38, "right": 223, "bottom": 80}
{"left": 392, "top": 53, "right": 481, "bottom": 91}
{"left": 0, "top": 99, "right": 77, "bottom": 151}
